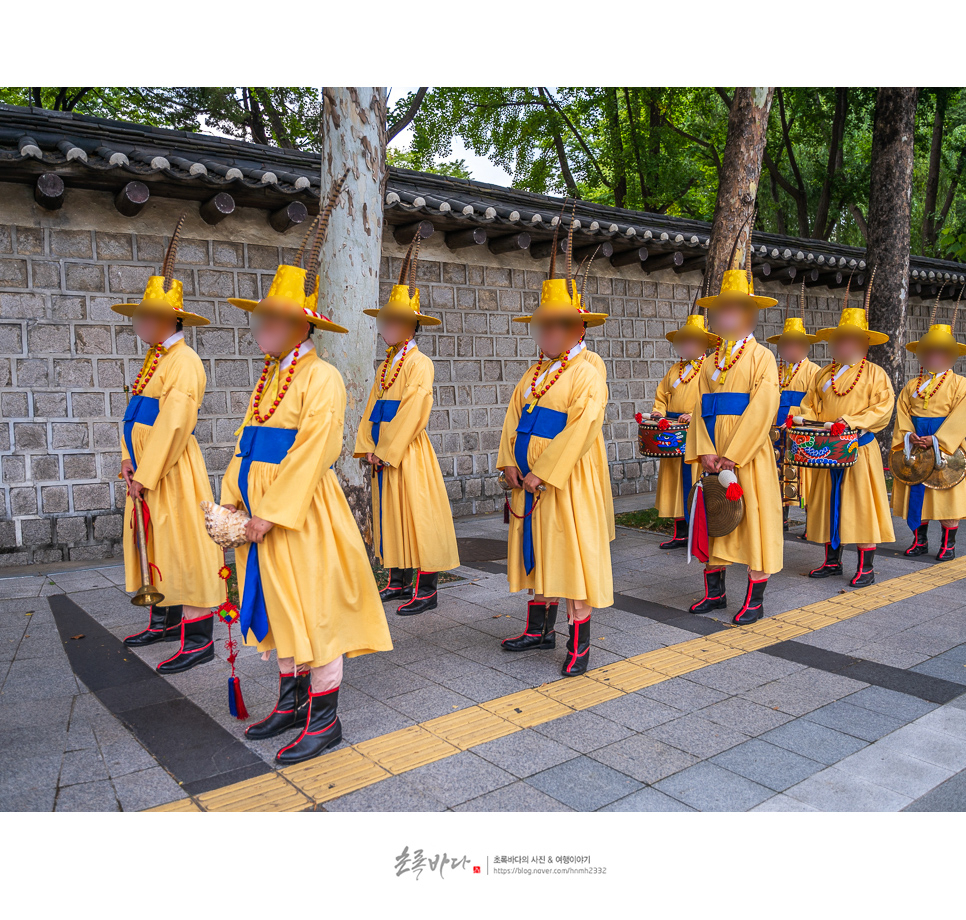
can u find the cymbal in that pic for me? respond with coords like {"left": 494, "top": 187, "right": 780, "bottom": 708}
{"left": 890, "top": 445, "right": 934, "bottom": 486}
{"left": 687, "top": 476, "right": 743, "bottom": 538}
{"left": 925, "top": 446, "right": 966, "bottom": 490}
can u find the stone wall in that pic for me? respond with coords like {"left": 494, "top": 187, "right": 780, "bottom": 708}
{"left": 0, "top": 183, "right": 955, "bottom": 564}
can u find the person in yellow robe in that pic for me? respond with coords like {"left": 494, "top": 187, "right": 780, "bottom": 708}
{"left": 582, "top": 346, "right": 616, "bottom": 542}
{"left": 647, "top": 310, "right": 715, "bottom": 548}
{"left": 766, "top": 283, "right": 820, "bottom": 529}
{"left": 354, "top": 237, "right": 459, "bottom": 614}
{"left": 497, "top": 217, "right": 612, "bottom": 677}
{"left": 112, "top": 215, "right": 223, "bottom": 671}
{"left": 892, "top": 289, "right": 966, "bottom": 560}
{"left": 686, "top": 232, "right": 783, "bottom": 625}
{"left": 221, "top": 180, "right": 393, "bottom": 765}
{"left": 798, "top": 274, "right": 895, "bottom": 587}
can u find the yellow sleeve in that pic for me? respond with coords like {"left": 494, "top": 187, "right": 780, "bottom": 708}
{"left": 254, "top": 371, "right": 344, "bottom": 531}
{"left": 374, "top": 360, "right": 434, "bottom": 469}
{"left": 718, "top": 352, "right": 781, "bottom": 469}
{"left": 133, "top": 357, "right": 203, "bottom": 492}
{"left": 497, "top": 378, "right": 527, "bottom": 471}
{"left": 841, "top": 371, "right": 895, "bottom": 433}
{"left": 684, "top": 372, "right": 713, "bottom": 462}
{"left": 936, "top": 386, "right": 966, "bottom": 454}
{"left": 220, "top": 453, "right": 244, "bottom": 508}
{"left": 530, "top": 370, "right": 606, "bottom": 490}
{"left": 652, "top": 372, "right": 671, "bottom": 415}
{"left": 891, "top": 384, "right": 914, "bottom": 448}
{"left": 352, "top": 382, "right": 379, "bottom": 458}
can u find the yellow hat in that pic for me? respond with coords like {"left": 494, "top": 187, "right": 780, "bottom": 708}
{"left": 767, "top": 281, "right": 818, "bottom": 343}
{"left": 112, "top": 215, "right": 209, "bottom": 327}
{"left": 697, "top": 216, "right": 778, "bottom": 310}
{"left": 228, "top": 172, "right": 349, "bottom": 334}
{"left": 363, "top": 235, "right": 441, "bottom": 326}
{"left": 816, "top": 268, "right": 888, "bottom": 346}
{"left": 906, "top": 284, "right": 966, "bottom": 356}
{"left": 665, "top": 312, "right": 719, "bottom": 347}
{"left": 514, "top": 204, "right": 609, "bottom": 327}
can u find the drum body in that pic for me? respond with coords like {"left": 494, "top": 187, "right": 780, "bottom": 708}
{"left": 786, "top": 425, "right": 859, "bottom": 469}
{"left": 638, "top": 422, "right": 688, "bottom": 458}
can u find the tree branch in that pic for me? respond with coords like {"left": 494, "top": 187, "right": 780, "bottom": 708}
{"left": 387, "top": 87, "right": 428, "bottom": 142}
{"left": 776, "top": 88, "right": 810, "bottom": 236}
{"left": 623, "top": 87, "right": 650, "bottom": 205}
{"left": 714, "top": 87, "right": 733, "bottom": 109}
{"left": 254, "top": 88, "right": 295, "bottom": 149}
{"left": 850, "top": 203, "right": 869, "bottom": 242}
{"left": 938, "top": 144, "right": 966, "bottom": 228}
{"left": 539, "top": 87, "right": 612, "bottom": 189}
{"left": 815, "top": 88, "right": 848, "bottom": 238}
{"left": 660, "top": 114, "right": 721, "bottom": 170}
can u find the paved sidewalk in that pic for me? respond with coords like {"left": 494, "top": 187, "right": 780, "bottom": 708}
{"left": 2, "top": 501, "right": 966, "bottom": 812}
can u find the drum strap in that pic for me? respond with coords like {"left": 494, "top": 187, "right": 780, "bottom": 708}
{"left": 828, "top": 430, "right": 876, "bottom": 549}
{"left": 905, "top": 416, "right": 947, "bottom": 532}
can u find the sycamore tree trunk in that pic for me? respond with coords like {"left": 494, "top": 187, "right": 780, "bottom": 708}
{"left": 318, "top": 87, "right": 387, "bottom": 552}
{"left": 865, "top": 88, "right": 918, "bottom": 459}
{"left": 706, "top": 88, "right": 774, "bottom": 292}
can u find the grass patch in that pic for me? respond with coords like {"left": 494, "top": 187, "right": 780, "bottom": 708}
{"left": 614, "top": 507, "right": 675, "bottom": 535}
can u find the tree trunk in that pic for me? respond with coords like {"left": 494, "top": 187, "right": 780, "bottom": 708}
{"left": 604, "top": 88, "right": 627, "bottom": 209}
{"left": 815, "top": 87, "right": 848, "bottom": 239}
{"left": 706, "top": 88, "right": 775, "bottom": 292}
{"left": 319, "top": 87, "right": 386, "bottom": 554}
{"left": 923, "top": 89, "right": 950, "bottom": 251}
{"left": 865, "top": 87, "right": 918, "bottom": 459}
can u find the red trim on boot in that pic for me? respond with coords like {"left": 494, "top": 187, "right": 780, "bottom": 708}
{"left": 397, "top": 571, "right": 438, "bottom": 613}
{"left": 504, "top": 601, "right": 545, "bottom": 642}
{"left": 564, "top": 614, "right": 591, "bottom": 673}
{"left": 938, "top": 525, "right": 957, "bottom": 559}
{"left": 156, "top": 614, "right": 214, "bottom": 668}
{"left": 697, "top": 567, "right": 725, "bottom": 604}
{"left": 276, "top": 687, "right": 339, "bottom": 755}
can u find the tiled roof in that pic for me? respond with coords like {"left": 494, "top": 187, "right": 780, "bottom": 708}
{"left": 1, "top": 103, "right": 963, "bottom": 293}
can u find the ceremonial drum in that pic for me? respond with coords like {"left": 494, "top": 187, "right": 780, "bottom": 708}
{"left": 785, "top": 425, "right": 859, "bottom": 469}
{"left": 638, "top": 420, "right": 688, "bottom": 458}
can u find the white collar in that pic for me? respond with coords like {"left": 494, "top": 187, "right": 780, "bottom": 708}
{"left": 672, "top": 355, "right": 704, "bottom": 388}
{"left": 710, "top": 334, "right": 753, "bottom": 381}
{"left": 276, "top": 339, "right": 314, "bottom": 372}
{"left": 823, "top": 360, "right": 860, "bottom": 391}
{"left": 160, "top": 330, "right": 184, "bottom": 350}
{"left": 527, "top": 341, "right": 586, "bottom": 396}
{"left": 916, "top": 369, "right": 948, "bottom": 396}
{"left": 388, "top": 338, "right": 415, "bottom": 370}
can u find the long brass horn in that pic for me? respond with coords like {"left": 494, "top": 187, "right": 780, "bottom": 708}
{"left": 131, "top": 495, "right": 164, "bottom": 607}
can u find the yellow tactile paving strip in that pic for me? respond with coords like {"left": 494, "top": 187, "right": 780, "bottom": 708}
{"left": 145, "top": 557, "right": 966, "bottom": 812}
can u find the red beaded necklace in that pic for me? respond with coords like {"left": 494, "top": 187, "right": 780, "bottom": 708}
{"left": 915, "top": 367, "right": 949, "bottom": 409}
{"left": 131, "top": 345, "right": 163, "bottom": 396}
{"left": 713, "top": 336, "right": 749, "bottom": 382}
{"left": 828, "top": 358, "right": 866, "bottom": 397}
{"left": 779, "top": 359, "right": 803, "bottom": 390}
{"left": 528, "top": 350, "right": 571, "bottom": 402}
{"left": 252, "top": 344, "right": 300, "bottom": 424}
{"left": 677, "top": 355, "right": 704, "bottom": 385}
{"left": 379, "top": 339, "right": 412, "bottom": 394}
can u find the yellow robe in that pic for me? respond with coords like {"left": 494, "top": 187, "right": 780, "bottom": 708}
{"left": 353, "top": 345, "right": 460, "bottom": 571}
{"left": 652, "top": 360, "right": 703, "bottom": 520}
{"left": 497, "top": 352, "right": 613, "bottom": 608}
{"left": 221, "top": 350, "right": 393, "bottom": 667}
{"left": 121, "top": 339, "right": 222, "bottom": 608}
{"left": 800, "top": 361, "right": 896, "bottom": 546}
{"left": 685, "top": 339, "right": 784, "bottom": 574}
{"left": 583, "top": 348, "right": 616, "bottom": 541}
{"left": 778, "top": 357, "right": 820, "bottom": 507}
{"left": 891, "top": 374, "right": 966, "bottom": 524}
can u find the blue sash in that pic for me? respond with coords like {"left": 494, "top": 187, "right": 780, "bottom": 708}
{"left": 701, "top": 392, "right": 750, "bottom": 451}
{"left": 828, "top": 430, "right": 877, "bottom": 549}
{"left": 513, "top": 406, "right": 568, "bottom": 574}
{"left": 122, "top": 395, "right": 160, "bottom": 473}
{"left": 906, "top": 416, "right": 946, "bottom": 532}
{"left": 369, "top": 399, "right": 401, "bottom": 557}
{"left": 235, "top": 425, "right": 299, "bottom": 643}
{"left": 665, "top": 411, "right": 693, "bottom": 523}
{"left": 776, "top": 389, "right": 806, "bottom": 426}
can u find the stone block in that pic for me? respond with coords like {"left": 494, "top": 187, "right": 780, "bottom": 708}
{"left": 51, "top": 229, "right": 93, "bottom": 258}
{"left": 71, "top": 392, "right": 106, "bottom": 418}
{"left": 72, "top": 483, "right": 110, "bottom": 511}
{"left": 1, "top": 291, "right": 46, "bottom": 318}
{"left": 56, "top": 516, "right": 88, "bottom": 543}
{"left": 54, "top": 359, "right": 94, "bottom": 387}
{"left": 50, "top": 294, "right": 86, "bottom": 319}
{"left": 95, "top": 359, "right": 124, "bottom": 388}
{"left": 30, "top": 455, "right": 60, "bottom": 481}
{"left": 197, "top": 270, "right": 236, "bottom": 298}
{"left": 21, "top": 518, "right": 51, "bottom": 545}
{"left": 63, "top": 454, "right": 96, "bottom": 479}
{"left": 107, "top": 263, "right": 152, "bottom": 294}
{"left": 247, "top": 244, "right": 281, "bottom": 269}
{"left": 93, "top": 514, "right": 123, "bottom": 541}
{"left": 3, "top": 456, "right": 25, "bottom": 483}
{"left": 42, "top": 486, "right": 69, "bottom": 513}
{"left": 0, "top": 257, "right": 28, "bottom": 286}
{"left": 64, "top": 262, "right": 105, "bottom": 293}
{"left": 74, "top": 325, "right": 112, "bottom": 355}
{"left": 94, "top": 231, "right": 134, "bottom": 260}
{"left": 14, "top": 423, "right": 47, "bottom": 451}
{"left": 1, "top": 392, "right": 28, "bottom": 418}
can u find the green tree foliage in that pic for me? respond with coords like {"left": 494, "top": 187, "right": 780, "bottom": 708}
{"left": 386, "top": 147, "right": 472, "bottom": 179}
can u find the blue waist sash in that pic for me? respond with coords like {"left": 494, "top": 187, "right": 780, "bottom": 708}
{"left": 906, "top": 416, "right": 946, "bottom": 532}
{"left": 514, "top": 405, "right": 568, "bottom": 574}
{"left": 236, "top": 425, "right": 299, "bottom": 643}
{"left": 123, "top": 395, "right": 160, "bottom": 473}
{"left": 701, "top": 392, "right": 750, "bottom": 451}
{"left": 369, "top": 399, "right": 401, "bottom": 557}
{"left": 664, "top": 412, "right": 692, "bottom": 523}
{"left": 776, "top": 389, "right": 806, "bottom": 426}
{"left": 827, "top": 429, "right": 877, "bottom": 549}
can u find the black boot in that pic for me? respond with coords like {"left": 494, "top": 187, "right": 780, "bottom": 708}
{"left": 689, "top": 567, "right": 727, "bottom": 614}
{"left": 850, "top": 548, "right": 876, "bottom": 587}
{"left": 124, "top": 604, "right": 182, "bottom": 647}
{"left": 783, "top": 505, "right": 790, "bottom": 532}
{"left": 157, "top": 613, "right": 215, "bottom": 674}
{"left": 397, "top": 571, "right": 438, "bottom": 616}
{"left": 905, "top": 523, "right": 930, "bottom": 557}
{"left": 275, "top": 687, "right": 342, "bottom": 765}
{"left": 937, "top": 526, "right": 958, "bottom": 561}
{"left": 245, "top": 671, "right": 311, "bottom": 740}
{"left": 808, "top": 543, "right": 843, "bottom": 578}
{"left": 733, "top": 578, "right": 767, "bottom": 625}
{"left": 501, "top": 601, "right": 558, "bottom": 651}
{"left": 561, "top": 615, "right": 591, "bottom": 677}
{"left": 379, "top": 567, "right": 414, "bottom": 603}
{"left": 660, "top": 518, "right": 688, "bottom": 550}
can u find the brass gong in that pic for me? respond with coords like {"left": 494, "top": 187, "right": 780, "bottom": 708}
{"left": 889, "top": 445, "right": 934, "bottom": 486}
{"left": 924, "top": 447, "right": 966, "bottom": 490}
{"left": 687, "top": 477, "right": 744, "bottom": 537}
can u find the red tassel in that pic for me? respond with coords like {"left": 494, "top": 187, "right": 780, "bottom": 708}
{"left": 785, "top": 413, "right": 795, "bottom": 429}
{"left": 230, "top": 676, "right": 249, "bottom": 720}
{"left": 831, "top": 422, "right": 847, "bottom": 436}
{"left": 634, "top": 412, "right": 644, "bottom": 424}
{"left": 657, "top": 418, "right": 670, "bottom": 431}
{"left": 503, "top": 498, "right": 510, "bottom": 524}
{"left": 725, "top": 482, "right": 744, "bottom": 501}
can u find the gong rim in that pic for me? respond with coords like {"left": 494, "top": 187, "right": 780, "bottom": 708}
{"left": 687, "top": 477, "right": 744, "bottom": 538}
{"left": 924, "top": 447, "right": 966, "bottom": 490}
{"left": 889, "top": 445, "right": 935, "bottom": 486}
